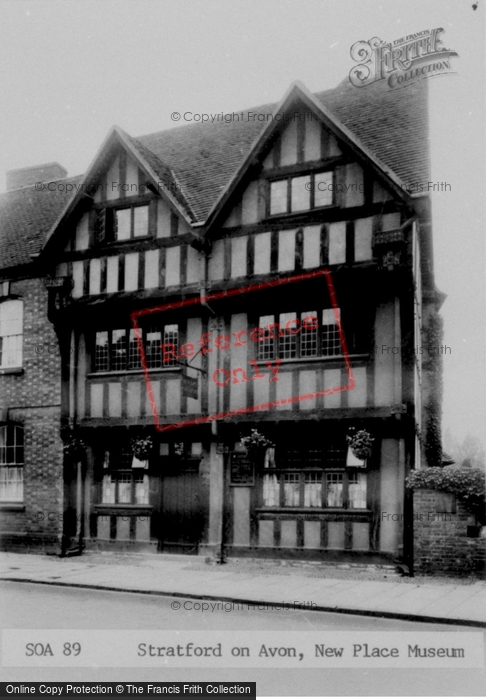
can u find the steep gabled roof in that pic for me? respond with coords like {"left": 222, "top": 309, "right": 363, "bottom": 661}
{"left": 0, "top": 176, "right": 82, "bottom": 272}
{"left": 137, "top": 77, "right": 429, "bottom": 222}
{"left": 0, "top": 75, "right": 429, "bottom": 273}
{"left": 318, "top": 77, "right": 429, "bottom": 194}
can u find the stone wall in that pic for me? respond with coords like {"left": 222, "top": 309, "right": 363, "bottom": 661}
{"left": 414, "top": 489, "right": 486, "bottom": 578}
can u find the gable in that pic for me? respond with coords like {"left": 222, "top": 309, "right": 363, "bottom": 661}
{"left": 220, "top": 102, "right": 398, "bottom": 230}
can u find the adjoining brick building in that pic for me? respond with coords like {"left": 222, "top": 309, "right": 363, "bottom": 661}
{"left": 0, "top": 164, "right": 79, "bottom": 550}
{"left": 1, "top": 77, "right": 443, "bottom": 569}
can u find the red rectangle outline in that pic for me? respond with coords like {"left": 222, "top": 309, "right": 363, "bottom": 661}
{"left": 130, "top": 269, "right": 355, "bottom": 433}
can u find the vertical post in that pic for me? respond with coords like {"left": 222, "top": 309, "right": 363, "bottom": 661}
{"left": 208, "top": 441, "right": 225, "bottom": 561}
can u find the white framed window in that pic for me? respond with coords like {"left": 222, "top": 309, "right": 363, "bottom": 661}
{"left": 290, "top": 175, "right": 311, "bottom": 212}
{"left": 0, "top": 425, "right": 24, "bottom": 502}
{"left": 260, "top": 443, "right": 367, "bottom": 510}
{"left": 133, "top": 205, "right": 149, "bottom": 238}
{"left": 262, "top": 474, "right": 280, "bottom": 506}
{"left": 348, "top": 472, "right": 367, "bottom": 509}
{"left": 283, "top": 472, "right": 300, "bottom": 506}
{"left": 0, "top": 300, "right": 23, "bottom": 369}
{"left": 114, "top": 204, "right": 149, "bottom": 241}
{"left": 101, "top": 447, "right": 149, "bottom": 505}
{"left": 326, "top": 472, "right": 343, "bottom": 507}
{"left": 268, "top": 171, "right": 334, "bottom": 216}
{"left": 304, "top": 472, "right": 322, "bottom": 507}
{"left": 115, "top": 209, "right": 131, "bottom": 241}
{"left": 269, "top": 180, "right": 288, "bottom": 215}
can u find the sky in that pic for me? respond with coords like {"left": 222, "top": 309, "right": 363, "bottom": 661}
{"left": 0, "top": 0, "right": 484, "bottom": 445}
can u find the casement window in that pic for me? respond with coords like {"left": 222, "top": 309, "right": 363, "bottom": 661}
{"left": 257, "top": 315, "right": 276, "bottom": 361}
{"left": 0, "top": 425, "right": 24, "bottom": 502}
{"left": 114, "top": 204, "right": 149, "bottom": 241}
{"left": 111, "top": 329, "right": 127, "bottom": 371}
{"left": 261, "top": 443, "right": 367, "bottom": 510}
{"left": 269, "top": 171, "right": 334, "bottom": 216}
{"left": 326, "top": 473, "right": 343, "bottom": 507}
{"left": 128, "top": 329, "right": 142, "bottom": 370}
{"left": 93, "top": 324, "right": 179, "bottom": 372}
{"left": 162, "top": 324, "right": 179, "bottom": 367}
{"left": 145, "top": 328, "right": 162, "bottom": 369}
{"left": 321, "top": 308, "right": 341, "bottom": 356}
{"left": 348, "top": 472, "right": 367, "bottom": 509}
{"left": 0, "top": 300, "right": 23, "bottom": 369}
{"left": 262, "top": 469, "right": 367, "bottom": 509}
{"left": 300, "top": 309, "right": 319, "bottom": 357}
{"left": 101, "top": 448, "right": 149, "bottom": 505}
{"left": 94, "top": 204, "right": 149, "bottom": 244}
{"left": 256, "top": 308, "right": 341, "bottom": 361}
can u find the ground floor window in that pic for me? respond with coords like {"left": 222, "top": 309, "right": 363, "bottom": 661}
{"left": 0, "top": 424, "right": 24, "bottom": 502}
{"left": 261, "top": 442, "right": 367, "bottom": 509}
{"left": 262, "top": 470, "right": 367, "bottom": 509}
{"left": 100, "top": 447, "right": 149, "bottom": 505}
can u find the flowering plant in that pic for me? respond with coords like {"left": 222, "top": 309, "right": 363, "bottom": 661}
{"left": 407, "top": 466, "right": 485, "bottom": 519}
{"left": 346, "top": 428, "right": 374, "bottom": 461}
{"left": 130, "top": 435, "right": 154, "bottom": 460}
{"left": 241, "top": 429, "right": 274, "bottom": 455}
{"left": 62, "top": 430, "right": 86, "bottom": 461}
{"left": 174, "top": 442, "right": 185, "bottom": 457}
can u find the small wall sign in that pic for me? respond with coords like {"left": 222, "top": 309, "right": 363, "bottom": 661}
{"left": 229, "top": 451, "right": 254, "bottom": 486}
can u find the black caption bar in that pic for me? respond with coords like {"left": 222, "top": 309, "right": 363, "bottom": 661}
{"left": 0, "top": 684, "right": 256, "bottom": 700}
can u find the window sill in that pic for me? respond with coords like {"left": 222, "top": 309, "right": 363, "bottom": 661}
{"left": 94, "top": 504, "right": 153, "bottom": 514}
{"left": 0, "top": 503, "right": 25, "bottom": 511}
{"left": 255, "top": 507, "right": 371, "bottom": 515}
{"left": 88, "top": 367, "right": 181, "bottom": 378}
{"left": 108, "top": 235, "right": 153, "bottom": 245}
{"left": 263, "top": 204, "right": 337, "bottom": 222}
{"left": 255, "top": 354, "right": 368, "bottom": 366}
{"left": 0, "top": 367, "right": 23, "bottom": 376}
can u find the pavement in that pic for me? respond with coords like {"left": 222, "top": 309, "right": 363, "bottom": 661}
{"left": 0, "top": 551, "right": 485, "bottom": 627}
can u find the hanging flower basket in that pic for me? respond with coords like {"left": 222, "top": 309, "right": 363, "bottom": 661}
{"left": 130, "top": 435, "right": 153, "bottom": 462}
{"left": 240, "top": 429, "right": 274, "bottom": 462}
{"left": 346, "top": 428, "right": 374, "bottom": 463}
{"left": 62, "top": 430, "right": 86, "bottom": 462}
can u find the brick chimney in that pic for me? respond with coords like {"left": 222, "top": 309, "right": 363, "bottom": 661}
{"left": 6, "top": 162, "right": 68, "bottom": 191}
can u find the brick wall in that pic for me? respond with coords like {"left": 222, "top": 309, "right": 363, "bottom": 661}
{"left": 414, "top": 489, "right": 486, "bottom": 578}
{"left": 0, "top": 277, "right": 64, "bottom": 552}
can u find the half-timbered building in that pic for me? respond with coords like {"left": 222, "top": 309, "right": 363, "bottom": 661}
{"left": 1, "top": 76, "right": 440, "bottom": 569}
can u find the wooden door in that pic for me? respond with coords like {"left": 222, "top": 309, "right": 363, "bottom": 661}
{"left": 159, "top": 461, "right": 202, "bottom": 553}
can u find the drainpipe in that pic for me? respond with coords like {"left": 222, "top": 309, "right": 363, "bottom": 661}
{"left": 197, "top": 239, "right": 225, "bottom": 562}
